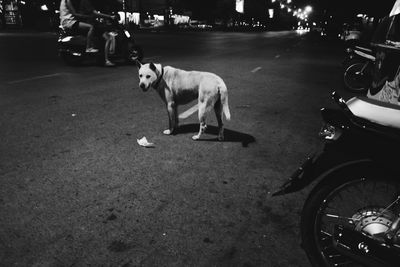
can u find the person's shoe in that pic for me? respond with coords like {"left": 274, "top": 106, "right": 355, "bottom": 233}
{"left": 105, "top": 60, "right": 115, "bottom": 67}
{"left": 85, "top": 47, "right": 99, "bottom": 53}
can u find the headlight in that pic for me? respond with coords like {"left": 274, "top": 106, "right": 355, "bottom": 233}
{"left": 60, "top": 36, "right": 73, "bottom": 42}
{"left": 319, "top": 124, "right": 342, "bottom": 140}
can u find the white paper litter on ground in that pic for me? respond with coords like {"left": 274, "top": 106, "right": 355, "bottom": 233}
{"left": 137, "top": 136, "right": 155, "bottom": 147}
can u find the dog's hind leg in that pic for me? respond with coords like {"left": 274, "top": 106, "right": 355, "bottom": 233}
{"left": 214, "top": 98, "right": 224, "bottom": 141}
{"left": 192, "top": 101, "right": 207, "bottom": 140}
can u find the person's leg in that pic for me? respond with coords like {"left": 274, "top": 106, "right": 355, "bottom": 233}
{"left": 103, "top": 32, "right": 111, "bottom": 62}
{"left": 77, "top": 21, "right": 97, "bottom": 52}
{"left": 102, "top": 32, "right": 115, "bottom": 66}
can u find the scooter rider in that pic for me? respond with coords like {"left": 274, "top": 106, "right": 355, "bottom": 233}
{"left": 59, "top": 0, "right": 98, "bottom": 53}
{"left": 79, "top": 0, "right": 118, "bottom": 66}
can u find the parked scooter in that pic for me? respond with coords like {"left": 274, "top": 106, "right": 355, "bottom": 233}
{"left": 342, "top": 45, "right": 375, "bottom": 93}
{"left": 273, "top": 91, "right": 400, "bottom": 267}
{"left": 58, "top": 15, "right": 143, "bottom": 66}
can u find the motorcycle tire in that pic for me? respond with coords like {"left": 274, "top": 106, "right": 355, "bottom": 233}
{"left": 342, "top": 58, "right": 361, "bottom": 71}
{"left": 60, "top": 53, "right": 83, "bottom": 66}
{"left": 95, "top": 50, "right": 105, "bottom": 66}
{"left": 301, "top": 166, "right": 400, "bottom": 267}
{"left": 343, "top": 62, "right": 372, "bottom": 94}
{"left": 125, "top": 43, "right": 143, "bottom": 64}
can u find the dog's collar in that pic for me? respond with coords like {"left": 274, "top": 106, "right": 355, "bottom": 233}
{"left": 152, "top": 66, "right": 164, "bottom": 88}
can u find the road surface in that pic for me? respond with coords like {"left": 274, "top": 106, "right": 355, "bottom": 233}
{"left": 0, "top": 30, "right": 352, "bottom": 266}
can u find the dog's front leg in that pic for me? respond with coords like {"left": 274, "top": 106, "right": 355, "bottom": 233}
{"left": 163, "top": 102, "right": 177, "bottom": 135}
{"left": 192, "top": 103, "right": 207, "bottom": 140}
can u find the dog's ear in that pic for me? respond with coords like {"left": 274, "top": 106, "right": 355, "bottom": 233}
{"left": 135, "top": 60, "right": 142, "bottom": 69}
{"left": 149, "top": 62, "right": 157, "bottom": 73}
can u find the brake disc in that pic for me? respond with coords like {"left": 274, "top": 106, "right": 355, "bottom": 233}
{"left": 352, "top": 208, "right": 394, "bottom": 236}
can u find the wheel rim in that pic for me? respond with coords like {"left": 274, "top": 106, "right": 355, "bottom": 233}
{"left": 344, "top": 63, "right": 372, "bottom": 92}
{"left": 126, "top": 43, "right": 141, "bottom": 62}
{"left": 313, "top": 177, "right": 400, "bottom": 266}
{"left": 130, "top": 49, "right": 139, "bottom": 61}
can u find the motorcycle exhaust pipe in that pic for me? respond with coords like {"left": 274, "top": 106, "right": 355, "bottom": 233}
{"left": 333, "top": 225, "right": 400, "bottom": 267}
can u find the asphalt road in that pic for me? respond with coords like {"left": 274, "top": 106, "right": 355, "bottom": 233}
{"left": 0, "top": 30, "right": 353, "bottom": 266}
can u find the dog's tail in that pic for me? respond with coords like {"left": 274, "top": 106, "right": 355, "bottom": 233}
{"left": 219, "top": 83, "right": 231, "bottom": 121}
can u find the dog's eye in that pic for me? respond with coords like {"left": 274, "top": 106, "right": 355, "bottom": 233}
{"left": 139, "top": 74, "right": 143, "bottom": 78}
{"left": 146, "top": 75, "right": 151, "bottom": 79}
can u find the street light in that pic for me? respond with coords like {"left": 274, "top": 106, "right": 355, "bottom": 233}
{"left": 122, "top": 0, "right": 127, "bottom": 27}
{"left": 305, "top": 6, "right": 312, "bottom": 13}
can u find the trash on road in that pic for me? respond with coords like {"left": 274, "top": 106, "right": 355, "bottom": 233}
{"left": 251, "top": 67, "right": 262, "bottom": 73}
{"left": 137, "top": 136, "right": 155, "bottom": 148}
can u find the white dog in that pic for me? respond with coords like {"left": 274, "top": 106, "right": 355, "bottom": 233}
{"left": 137, "top": 62, "right": 231, "bottom": 140}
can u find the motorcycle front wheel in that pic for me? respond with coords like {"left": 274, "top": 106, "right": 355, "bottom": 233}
{"left": 125, "top": 42, "right": 143, "bottom": 64}
{"left": 342, "top": 58, "right": 360, "bottom": 71}
{"left": 343, "top": 62, "right": 372, "bottom": 94}
{"left": 60, "top": 53, "right": 83, "bottom": 66}
{"left": 301, "top": 166, "right": 400, "bottom": 267}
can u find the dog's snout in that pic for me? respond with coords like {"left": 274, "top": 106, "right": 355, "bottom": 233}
{"left": 139, "top": 83, "right": 145, "bottom": 89}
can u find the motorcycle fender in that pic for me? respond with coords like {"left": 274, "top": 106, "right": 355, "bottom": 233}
{"left": 342, "top": 54, "right": 355, "bottom": 65}
{"left": 272, "top": 149, "right": 372, "bottom": 196}
{"left": 127, "top": 36, "right": 136, "bottom": 45}
{"left": 124, "top": 30, "right": 133, "bottom": 40}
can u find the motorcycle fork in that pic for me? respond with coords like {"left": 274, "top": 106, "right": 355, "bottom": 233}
{"left": 385, "top": 217, "right": 400, "bottom": 240}
{"left": 384, "top": 195, "right": 400, "bottom": 241}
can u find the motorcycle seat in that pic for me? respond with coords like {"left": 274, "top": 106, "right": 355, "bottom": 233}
{"left": 354, "top": 45, "right": 372, "bottom": 54}
{"left": 354, "top": 49, "right": 375, "bottom": 61}
{"left": 346, "top": 97, "right": 400, "bottom": 130}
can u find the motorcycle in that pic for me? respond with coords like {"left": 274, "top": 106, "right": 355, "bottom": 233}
{"left": 342, "top": 45, "right": 375, "bottom": 93}
{"left": 58, "top": 15, "right": 143, "bottom": 66}
{"left": 273, "top": 91, "right": 400, "bottom": 267}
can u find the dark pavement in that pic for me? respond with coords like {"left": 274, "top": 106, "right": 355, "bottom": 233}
{"left": 0, "top": 30, "right": 352, "bottom": 266}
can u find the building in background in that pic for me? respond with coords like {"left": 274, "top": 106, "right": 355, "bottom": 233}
{"left": 0, "top": 0, "right": 299, "bottom": 31}
{"left": 0, "top": 0, "right": 59, "bottom": 30}
{"left": 4, "top": 0, "right": 389, "bottom": 32}
{"left": 2, "top": 0, "right": 22, "bottom": 28}
{"left": 0, "top": 0, "right": 4, "bottom": 28}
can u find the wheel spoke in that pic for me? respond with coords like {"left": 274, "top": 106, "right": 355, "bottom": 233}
{"left": 311, "top": 178, "right": 400, "bottom": 266}
{"left": 333, "top": 261, "right": 354, "bottom": 266}
{"left": 324, "top": 214, "right": 349, "bottom": 220}
{"left": 321, "top": 230, "right": 332, "bottom": 237}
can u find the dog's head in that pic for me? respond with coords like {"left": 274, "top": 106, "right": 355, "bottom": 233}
{"left": 136, "top": 61, "right": 160, "bottom": 92}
